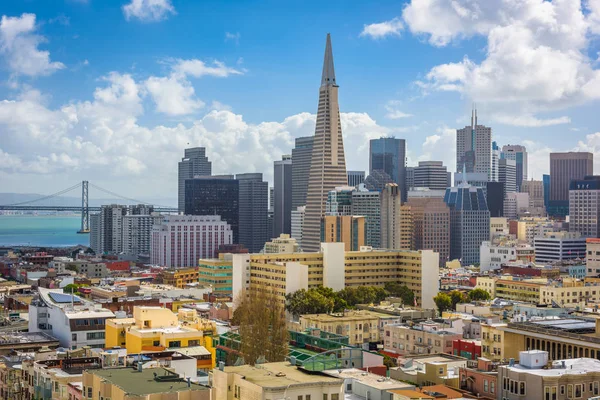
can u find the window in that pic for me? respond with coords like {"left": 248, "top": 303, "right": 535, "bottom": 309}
{"left": 484, "top": 380, "right": 488, "bottom": 392}
{"left": 545, "top": 387, "right": 550, "bottom": 400}
{"left": 169, "top": 341, "right": 181, "bottom": 348}
{"left": 520, "top": 381, "right": 526, "bottom": 395}
{"left": 491, "top": 381, "right": 495, "bottom": 394}
{"left": 86, "top": 332, "right": 105, "bottom": 340}
{"left": 153, "top": 340, "right": 160, "bottom": 346}
{"left": 298, "top": 397, "right": 303, "bottom": 400}
{"left": 568, "top": 384, "right": 573, "bottom": 398}
{"left": 87, "top": 388, "right": 92, "bottom": 398}
{"left": 331, "top": 395, "right": 339, "bottom": 400}
{"left": 439, "top": 368, "right": 444, "bottom": 375}
{"left": 188, "top": 340, "right": 200, "bottom": 347}
{"left": 560, "top": 385, "right": 565, "bottom": 395}
{"left": 323, "top": 395, "right": 328, "bottom": 400}
{"left": 575, "top": 384, "right": 582, "bottom": 398}
{"left": 72, "top": 333, "right": 77, "bottom": 341}
{"left": 306, "top": 396, "right": 311, "bottom": 400}
{"left": 346, "top": 383, "right": 352, "bottom": 392}
{"left": 594, "top": 382, "right": 599, "bottom": 395}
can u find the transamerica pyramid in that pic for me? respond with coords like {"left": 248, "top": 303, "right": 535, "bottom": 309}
{"left": 302, "top": 33, "right": 347, "bottom": 252}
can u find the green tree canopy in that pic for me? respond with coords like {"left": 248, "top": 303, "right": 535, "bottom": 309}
{"left": 63, "top": 284, "right": 81, "bottom": 295}
{"left": 384, "top": 282, "right": 415, "bottom": 306}
{"left": 285, "top": 288, "right": 335, "bottom": 317}
{"left": 433, "top": 293, "right": 453, "bottom": 313}
{"left": 448, "top": 290, "right": 468, "bottom": 310}
{"left": 468, "top": 288, "right": 491, "bottom": 301}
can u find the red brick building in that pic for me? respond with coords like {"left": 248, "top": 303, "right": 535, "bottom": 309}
{"left": 453, "top": 339, "right": 481, "bottom": 360}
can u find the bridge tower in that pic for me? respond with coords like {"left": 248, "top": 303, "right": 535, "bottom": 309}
{"left": 78, "top": 180, "right": 90, "bottom": 234}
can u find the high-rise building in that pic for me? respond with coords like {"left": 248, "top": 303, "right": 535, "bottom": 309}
{"left": 569, "top": 176, "right": 600, "bottom": 238}
{"left": 407, "top": 197, "right": 450, "bottom": 265}
{"left": 444, "top": 183, "right": 490, "bottom": 265}
{"left": 291, "top": 136, "right": 314, "bottom": 209}
{"left": 325, "top": 186, "right": 353, "bottom": 216}
{"left": 502, "top": 144, "right": 528, "bottom": 191}
{"left": 486, "top": 182, "right": 505, "bottom": 217}
{"left": 122, "top": 213, "right": 163, "bottom": 259}
{"left": 456, "top": 107, "right": 492, "bottom": 180}
{"left": 413, "top": 161, "right": 450, "bottom": 190}
{"left": 100, "top": 204, "right": 127, "bottom": 254}
{"left": 90, "top": 213, "right": 101, "bottom": 255}
{"left": 503, "top": 192, "right": 529, "bottom": 220}
{"left": 178, "top": 147, "right": 212, "bottom": 213}
{"left": 380, "top": 183, "right": 412, "bottom": 250}
{"left": 351, "top": 189, "right": 381, "bottom": 248}
{"left": 320, "top": 215, "right": 366, "bottom": 251}
{"left": 370, "top": 137, "right": 407, "bottom": 201}
{"left": 498, "top": 158, "right": 517, "bottom": 196}
{"left": 549, "top": 152, "right": 594, "bottom": 217}
{"left": 543, "top": 174, "right": 551, "bottom": 211}
{"left": 364, "top": 169, "right": 394, "bottom": 192}
{"left": 406, "top": 167, "right": 414, "bottom": 191}
{"left": 236, "top": 173, "right": 268, "bottom": 253}
{"left": 534, "top": 232, "right": 586, "bottom": 264}
{"left": 347, "top": 170, "right": 365, "bottom": 187}
{"left": 291, "top": 206, "right": 305, "bottom": 249}
{"left": 303, "top": 34, "right": 348, "bottom": 252}
{"left": 273, "top": 155, "right": 292, "bottom": 237}
{"left": 151, "top": 215, "right": 232, "bottom": 267}
{"left": 521, "top": 179, "right": 545, "bottom": 216}
{"left": 491, "top": 141, "right": 501, "bottom": 182}
{"left": 184, "top": 176, "right": 239, "bottom": 243}
{"left": 268, "top": 187, "right": 274, "bottom": 240}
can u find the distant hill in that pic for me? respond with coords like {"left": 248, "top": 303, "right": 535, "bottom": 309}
{"left": 0, "top": 193, "right": 176, "bottom": 208}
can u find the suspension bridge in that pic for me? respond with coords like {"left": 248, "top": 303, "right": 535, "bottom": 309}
{"left": 0, "top": 181, "right": 178, "bottom": 234}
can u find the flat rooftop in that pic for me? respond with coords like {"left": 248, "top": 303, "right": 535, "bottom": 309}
{"left": 323, "top": 368, "right": 413, "bottom": 390}
{"left": 223, "top": 362, "right": 342, "bottom": 388}
{"left": 506, "top": 358, "right": 600, "bottom": 376}
{"left": 0, "top": 331, "right": 59, "bottom": 345}
{"left": 87, "top": 367, "right": 208, "bottom": 395}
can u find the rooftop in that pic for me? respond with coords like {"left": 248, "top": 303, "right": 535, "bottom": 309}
{"left": 87, "top": 367, "right": 208, "bottom": 395}
{"left": 0, "top": 331, "right": 59, "bottom": 345}
{"left": 505, "top": 358, "right": 600, "bottom": 376}
{"left": 323, "top": 368, "right": 413, "bottom": 390}
{"left": 222, "top": 362, "right": 342, "bottom": 388}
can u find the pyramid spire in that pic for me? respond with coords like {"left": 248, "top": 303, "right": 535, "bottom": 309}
{"left": 321, "top": 33, "right": 336, "bottom": 87}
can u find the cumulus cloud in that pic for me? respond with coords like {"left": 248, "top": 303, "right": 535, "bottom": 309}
{"left": 360, "top": 18, "right": 403, "bottom": 39}
{"left": 122, "top": 0, "right": 176, "bottom": 22}
{"left": 0, "top": 13, "right": 65, "bottom": 77}
{"left": 418, "top": 126, "right": 456, "bottom": 172}
{"left": 493, "top": 114, "right": 571, "bottom": 127}
{"left": 384, "top": 100, "right": 413, "bottom": 119}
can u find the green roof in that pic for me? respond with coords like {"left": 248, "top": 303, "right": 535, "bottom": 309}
{"left": 87, "top": 367, "right": 209, "bottom": 395}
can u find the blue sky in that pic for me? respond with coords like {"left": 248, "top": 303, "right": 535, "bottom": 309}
{"left": 1, "top": 0, "right": 600, "bottom": 203}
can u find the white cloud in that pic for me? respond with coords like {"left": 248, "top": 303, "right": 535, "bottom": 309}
{"left": 574, "top": 132, "right": 600, "bottom": 173}
{"left": 0, "top": 13, "right": 65, "bottom": 77}
{"left": 493, "top": 114, "right": 571, "bottom": 127}
{"left": 144, "top": 59, "right": 243, "bottom": 116}
{"left": 418, "top": 126, "right": 456, "bottom": 172}
{"left": 122, "top": 0, "right": 176, "bottom": 22}
{"left": 360, "top": 17, "right": 403, "bottom": 39}
{"left": 225, "top": 32, "right": 240, "bottom": 44}
{"left": 522, "top": 139, "right": 553, "bottom": 180}
{"left": 384, "top": 100, "right": 413, "bottom": 119}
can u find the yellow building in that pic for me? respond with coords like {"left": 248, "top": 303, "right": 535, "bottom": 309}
{"left": 240, "top": 246, "right": 439, "bottom": 309}
{"left": 399, "top": 204, "right": 413, "bottom": 250}
{"left": 105, "top": 306, "right": 217, "bottom": 370}
{"left": 198, "top": 255, "right": 233, "bottom": 294}
{"left": 321, "top": 215, "right": 366, "bottom": 251}
{"left": 83, "top": 367, "right": 210, "bottom": 400}
{"left": 161, "top": 267, "right": 199, "bottom": 288}
{"left": 263, "top": 234, "right": 301, "bottom": 253}
{"left": 539, "top": 278, "right": 600, "bottom": 307}
{"left": 480, "top": 322, "right": 507, "bottom": 361}
{"left": 299, "top": 310, "right": 385, "bottom": 345}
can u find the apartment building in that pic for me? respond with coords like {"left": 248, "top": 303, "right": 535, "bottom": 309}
{"left": 299, "top": 310, "right": 388, "bottom": 346}
{"left": 160, "top": 267, "right": 199, "bottom": 288}
{"left": 198, "top": 256, "right": 233, "bottom": 294}
{"left": 480, "top": 321, "right": 507, "bottom": 361}
{"left": 383, "top": 323, "right": 462, "bottom": 356}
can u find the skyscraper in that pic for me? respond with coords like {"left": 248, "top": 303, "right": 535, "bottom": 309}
{"left": 178, "top": 147, "right": 212, "bottom": 213}
{"left": 498, "top": 158, "right": 517, "bottom": 196}
{"left": 549, "top": 152, "right": 594, "bottom": 217}
{"left": 413, "top": 161, "right": 451, "bottom": 191}
{"left": 122, "top": 213, "right": 163, "bottom": 259}
{"left": 491, "top": 141, "right": 501, "bottom": 182}
{"left": 274, "top": 155, "right": 292, "bottom": 236}
{"left": 291, "top": 206, "right": 306, "bottom": 249}
{"left": 325, "top": 187, "right": 353, "bottom": 216}
{"left": 100, "top": 204, "right": 127, "bottom": 254}
{"left": 369, "top": 137, "right": 407, "bottom": 201}
{"left": 236, "top": 173, "right": 269, "bottom": 253}
{"left": 380, "top": 183, "right": 412, "bottom": 250}
{"left": 502, "top": 144, "right": 528, "bottom": 191}
{"left": 347, "top": 171, "right": 365, "bottom": 187}
{"left": 521, "top": 179, "right": 545, "bottom": 215}
{"left": 303, "top": 34, "right": 348, "bottom": 252}
{"left": 569, "top": 176, "right": 600, "bottom": 238}
{"left": 444, "top": 183, "right": 490, "bottom": 265}
{"left": 291, "top": 136, "right": 314, "bottom": 209}
{"left": 351, "top": 189, "right": 381, "bottom": 248}
{"left": 456, "top": 107, "right": 492, "bottom": 180}
{"left": 407, "top": 196, "right": 450, "bottom": 264}
{"left": 184, "top": 176, "right": 239, "bottom": 243}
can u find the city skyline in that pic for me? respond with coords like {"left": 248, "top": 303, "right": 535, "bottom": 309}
{"left": 1, "top": 0, "right": 600, "bottom": 201}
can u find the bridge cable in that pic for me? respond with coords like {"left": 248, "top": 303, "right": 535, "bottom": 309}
{"left": 0, "top": 182, "right": 82, "bottom": 206}
{"left": 88, "top": 183, "right": 172, "bottom": 208}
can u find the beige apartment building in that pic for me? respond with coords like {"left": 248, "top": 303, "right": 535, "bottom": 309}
{"left": 321, "top": 215, "right": 366, "bottom": 251}
{"left": 263, "top": 233, "right": 301, "bottom": 253}
{"left": 234, "top": 244, "right": 440, "bottom": 309}
{"left": 299, "top": 310, "right": 386, "bottom": 345}
{"left": 587, "top": 238, "right": 600, "bottom": 276}
{"left": 383, "top": 323, "right": 462, "bottom": 356}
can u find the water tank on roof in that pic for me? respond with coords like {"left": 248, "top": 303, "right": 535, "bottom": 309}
{"left": 519, "top": 351, "right": 548, "bottom": 369}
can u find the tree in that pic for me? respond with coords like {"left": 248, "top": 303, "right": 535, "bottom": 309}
{"left": 433, "top": 293, "right": 452, "bottom": 313}
{"left": 384, "top": 283, "right": 415, "bottom": 306}
{"left": 237, "top": 289, "right": 289, "bottom": 365}
{"left": 449, "top": 290, "right": 468, "bottom": 310}
{"left": 63, "top": 284, "right": 81, "bottom": 295}
{"left": 468, "top": 288, "right": 491, "bottom": 301}
{"left": 285, "top": 288, "right": 335, "bottom": 317}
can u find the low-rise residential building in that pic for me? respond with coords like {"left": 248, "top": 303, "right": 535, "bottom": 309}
{"left": 498, "top": 351, "right": 600, "bottom": 400}
{"left": 587, "top": 238, "right": 600, "bottom": 277}
{"left": 480, "top": 321, "right": 507, "bottom": 361}
{"left": 458, "top": 357, "right": 498, "bottom": 400}
{"left": 390, "top": 354, "right": 467, "bottom": 388}
{"left": 83, "top": 367, "right": 211, "bottom": 400}
{"left": 160, "top": 267, "right": 199, "bottom": 288}
{"left": 212, "top": 361, "right": 344, "bottom": 400}
{"left": 263, "top": 234, "right": 301, "bottom": 253}
{"left": 383, "top": 322, "right": 463, "bottom": 356}
{"left": 323, "top": 368, "right": 414, "bottom": 400}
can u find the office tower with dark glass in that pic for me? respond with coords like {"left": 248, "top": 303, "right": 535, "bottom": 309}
{"left": 184, "top": 176, "right": 239, "bottom": 243}
{"left": 178, "top": 147, "right": 212, "bottom": 213}
{"left": 303, "top": 34, "right": 348, "bottom": 252}
{"left": 502, "top": 144, "right": 527, "bottom": 191}
{"left": 549, "top": 152, "right": 594, "bottom": 217}
{"left": 498, "top": 158, "right": 517, "bottom": 196}
{"left": 347, "top": 171, "right": 365, "bottom": 187}
{"left": 369, "top": 137, "right": 407, "bottom": 202}
{"left": 569, "top": 176, "right": 600, "bottom": 238}
{"left": 456, "top": 107, "right": 492, "bottom": 180}
{"left": 444, "top": 183, "right": 490, "bottom": 265}
{"left": 236, "top": 173, "right": 269, "bottom": 253}
{"left": 413, "top": 161, "right": 451, "bottom": 191}
{"left": 291, "top": 136, "right": 314, "bottom": 209}
{"left": 351, "top": 188, "right": 381, "bottom": 248}
{"left": 274, "top": 155, "right": 292, "bottom": 236}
